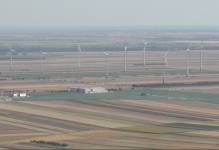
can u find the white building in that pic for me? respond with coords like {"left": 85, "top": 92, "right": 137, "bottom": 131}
{"left": 68, "top": 87, "right": 108, "bottom": 94}
{"left": 19, "top": 93, "right": 26, "bottom": 97}
{"left": 10, "top": 93, "right": 18, "bottom": 97}
{"left": 10, "top": 93, "right": 27, "bottom": 97}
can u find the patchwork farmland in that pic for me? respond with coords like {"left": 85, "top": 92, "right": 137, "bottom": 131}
{"left": 0, "top": 98, "right": 219, "bottom": 149}
{"left": 1, "top": 28, "right": 219, "bottom": 149}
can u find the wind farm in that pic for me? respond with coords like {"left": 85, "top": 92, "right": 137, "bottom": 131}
{"left": 1, "top": 26, "right": 219, "bottom": 149}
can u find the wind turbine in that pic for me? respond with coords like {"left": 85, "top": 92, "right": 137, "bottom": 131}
{"left": 103, "top": 51, "right": 109, "bottom": 80}
{"left": 186, "top": 45, "right": 190, "bottom": 78}
{"left": 142, "top": 39, "right": 148, "bottom": 67}
{"left": 7, "top": 44, "right": 16, "bottom": 71}
{"left": 77, "top": 45, "right": 81, "bottom": 69}
{"left": 160, "top": 50, "right": 169, "bottom": 84}
{"left": 199, "top": 41, "right": 203, "bottom": 71}
{"left": 38, "top": 45, "right": 47, "bottom": 76}
{"left": 124, "top": 41, "right": 127, "bottom": 73}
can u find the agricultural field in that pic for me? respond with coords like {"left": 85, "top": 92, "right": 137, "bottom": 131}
{"left": 1, "top": 28, "right": 219, "bottom": 149}
{"left": 0, "top": 99, "right": 219, "bottom": 149}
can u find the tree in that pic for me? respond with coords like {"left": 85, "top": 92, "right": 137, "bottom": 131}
{"left": 141, "top": 93, "right": 146, "bottom": 96}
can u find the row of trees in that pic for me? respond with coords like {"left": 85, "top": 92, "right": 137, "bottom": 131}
{"left": 0, "top": 44, "right": 217, "bottom": 53}
{"left": 3, "top": 90, "right": 25, "bottom": 93}
{"left": 106, "top": 88, "right": 122, "bottom": 91}
{"left": 132, "top": 81, "right": 219, "bottom": 88}
{"left": 30, "top": 140, "right": 68, "bottom": 147}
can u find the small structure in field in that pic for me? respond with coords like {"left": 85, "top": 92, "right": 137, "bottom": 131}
{"left": 0, "top": 92, "right": 12, "bottom": 101}
{"left": 68, "top": 87, "right": 108, "bottom": 94}
{"left": 0, "top": 97, "right": 12, "bottom": 101}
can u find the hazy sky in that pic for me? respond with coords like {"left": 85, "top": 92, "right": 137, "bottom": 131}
{"left": 0, "top": 0, "right": 218, "bottom": 26}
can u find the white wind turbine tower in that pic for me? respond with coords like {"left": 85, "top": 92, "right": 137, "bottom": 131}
{"left": 160, "top": 50, "right": 169, "bottom": 84}
{"left": 142, "top": 40, "right": 148, "bottom": 67}
{"left": 186, "top": 45, "right": 190, "bottom": 78}
{"left": 199, "top": 41, "right": 203, "bottom": 71}
{"left": 124, "top": 41, "right": 127, "bottom": 73}
{"left": 77, "top": 45, "right": 81, "bottom": 69}
{"left": 8, "top": 44, "right": 16, "bottom": 71}
{"left": 103, "top": 51, "right": 109, "bottom": 80}
{"left": 38, "top": 45, "right": 47, "bottom": 76}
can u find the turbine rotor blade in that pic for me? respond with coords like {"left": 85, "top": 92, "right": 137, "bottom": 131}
{"left": 165, "top": 58, "right": 168, "bottom": 66}
{"left": 103, "top": 51, "right": 108, "bottom": 55}
{"left": 187, "top": 51, "right": 190, "bottom": 56}
{"left": 164, "top": 52, "right": 168, "bottom": 57}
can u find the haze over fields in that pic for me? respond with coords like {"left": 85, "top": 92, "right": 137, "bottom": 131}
{"left": 0, "top": 0, "right": 219, "bottom": 149}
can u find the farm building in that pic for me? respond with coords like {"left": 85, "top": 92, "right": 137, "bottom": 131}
{"left": 10, "top": 93, "right": 27, "bottom": 97}
{"left": 10, "top": 93, "right": 18, "bottom": 97}
{"left": 68, "top": 87, "right": 108, "bottom": 94}
{"left": 67, "top": 87, "right": 78, "bottom": 92}
{"left": 19, "top": 93, "right": 27, "bottom": 97}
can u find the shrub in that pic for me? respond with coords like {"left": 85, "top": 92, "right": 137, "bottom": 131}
{"left": 141, "top": 93, "right": 146, "bottom": 96}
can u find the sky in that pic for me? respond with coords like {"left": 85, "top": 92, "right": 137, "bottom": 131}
{"left": 0, "top": 0, "right": 218, "bottom": 26}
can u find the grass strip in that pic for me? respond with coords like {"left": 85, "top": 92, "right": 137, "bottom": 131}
{"left": 59, "top": 107, "right": 158, "bottom": 125}
{"left": 0, "top": 112, "right": 12, "bottom": 115}
{"left": 0, "top": 145, "right": 19, "bottom": 150}
{"left": 115, "top": 126, "right": 182, "bottom": 134}
{"left": 161, "top": 123, "right": 219, "bottom": 130}
{"left": 63, "top": 140, "right": 150, "bottom": 149}
{"left": 18, "top": 142, "right": 64, "bottom": 149}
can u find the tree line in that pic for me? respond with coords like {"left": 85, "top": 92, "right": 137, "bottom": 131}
{"left": 0, "top": 44, "right": 219, "bottom": 53}
{"left": 132, "top": 81, "right": 219, "bottom": 88}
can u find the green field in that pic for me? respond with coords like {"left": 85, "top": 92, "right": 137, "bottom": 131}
{"left": 15, "top": 88, "right": 219, "bottom": 102}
